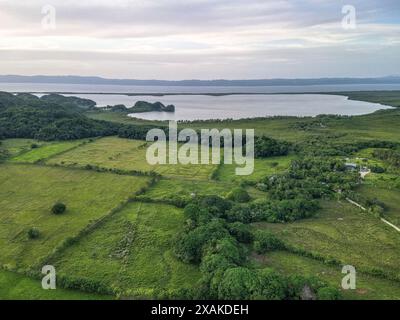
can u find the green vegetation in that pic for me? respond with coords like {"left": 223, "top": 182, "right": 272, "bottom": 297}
{"left": 50, "top": 202, "right": 200, "bottom": 298}
{"left": 51, "top": 202, "right": 67, "bottom": 215}
{"left": 1, "top": 90, "right": 400, "bottom": 300}
{"left": 0, "top": 269, "right": 110, "bottom": 300}
{"left": 47, "top": 136, "right": 217, "bottom": 180}
{"left": 27, "top": 228, "right": 40, "bottom": 240}
{"left": 10, "top": 140, "right": 88, "bottom": 163}
{"left": 0, "top": 164, "right": 149, "bottom": 270}
{"left": 130, "top": 101, "right": 175, "bottom": 113}
{"left": 0, "top": 92, "right": 120, "bottom": 140}
{"left": 217, "top": 156, "right": 294, "bottom": 183}
{"left": 0, "top": 139, "right": 45, "bottom": 158}
{"left": 258, "top": 251, "right": 400, "bottom": 300}
{"left": 254, "top": 200, "right": 400, "bottom": 280}
{"left": 40, "top": 94, "right": 96, "bottom": 110}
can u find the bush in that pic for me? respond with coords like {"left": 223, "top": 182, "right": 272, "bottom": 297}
{"left": 227, "top": 222, "right": 253, "bottom": 243}
{"left": 27, "top": 227, "right": 40, "bottom": 239}
{"left": 218, "top": 267, "right": 261, "bottom": 299}
{"left": 370, "top": 165, "right": 385, "bottom": 173}
{"left": 257, "top": 268, "right": 288, "bottom": 300}
{"left": 227, "top": 187, "right": 251, "bottom": 203}
{"left": 254, "top": 231, "right": 285, "bottom": 253}
{"left": 225, "top": 204, "right": 252, "bottom": 223}
{"left": 200, "top": 254, "right": 235, "bottom": 274}
{"left": 52, "top": 202, "right": 66, "bottom": 215}
{"left": 199, "top": 195, "right": 232, "bottom": 216}
{"left": 174, "top": 220, "right": 230, "bottom": 263}
{"left": 204, "top": 237, "right": 244, "bottom": 265}
{"left": 317, "top": 286, "right": 342, "bottom": 300}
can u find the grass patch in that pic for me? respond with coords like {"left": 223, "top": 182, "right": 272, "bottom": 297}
{"left": 358, "top": 185, "right": 400, "bottom": 226}
{"left": 0, "top": 164, "right": 150, "bottom": 270}
{"left": 253, "top": 251, "right": 400, "bottom": 300}
{"left": 217, "top": 155, "right": 294, "bottom": 183}
{"left": 140, "top": 178, "right": 232, "bottom": 202}
{"left": 51, "top": 202, "right": 201, "bottom": 298}
{"left": 47, "top": 136, "right": 217, "bottom": 180}
{"left": 10, "top": 140, "right": 89, "bottom": 163}
{"left": 0, "top": 269, "right": 110, "bottom": 300}
{"left": 0, "top": 139, "right": 46, "bottom": 158}
{"left": 254, "top": 200, "right": 400, "bottom": 279}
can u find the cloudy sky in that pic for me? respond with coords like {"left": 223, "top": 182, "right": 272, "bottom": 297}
{"left": 0, "top": 0, "right": 399, "bottom": 79}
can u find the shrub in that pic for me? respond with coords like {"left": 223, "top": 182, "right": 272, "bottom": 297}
{"left": 174, "top": 220, "right": 230, "bottom": 263}
{"left": 317, "top": 286, "right": 342, "bottom": 300}
{"left": 257, "top": 268, "right": 288, "bottom": 300}
{"left": 225, "top": 204, "right": 252, "bottom": 223}
{"left": 254, "top": 231, "right": 285, "bottom": 253}
{"left": 227, "top": 187, "right": 251, "bottom": 203}
{"left": 370, "top": 165, "right": 385, "bottom": 174}
{"left": 200, "top": 254, "right": 235, "bottom": 274}
{"left": 199, "top": 195, "right": 232, "bottom": 216}
{"left": 52, "top": 202, "right": 66, "bottom": 215}
{"left": 218, "top": 267, "right": 260, "bottom": 299}
{"left": 27, "top": 227, "right": 40, "bottom": 239}
{"left": 227, "top": 222, "right": 253, "bottom": 243}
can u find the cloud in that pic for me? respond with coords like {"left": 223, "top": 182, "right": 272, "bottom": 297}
{"left": 0, "top": 0, "right": 398, "bottom": 78}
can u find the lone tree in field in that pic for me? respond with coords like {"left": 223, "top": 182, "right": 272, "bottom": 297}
{"left": 27, "top": 227, "right": 40, "bottom": 239}
{"left": 52, "top": 202, "right": 66, "bottom": 215}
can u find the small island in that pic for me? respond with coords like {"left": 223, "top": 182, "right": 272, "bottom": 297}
{"left": 106, "top": 101, "right": 175, "bottom": 113}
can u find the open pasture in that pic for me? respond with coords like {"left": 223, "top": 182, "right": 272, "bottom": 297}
{"left": 254, "top": 200, "right": 400, "bottom": 279}
{"left": 51, "top": 202, "right": 201, "bottom": 298}
{"left": 0, "top": 164, "right": 149, "bottom": 270}
{"left": 47, "top": 136, "right": 217, "bottom": 180}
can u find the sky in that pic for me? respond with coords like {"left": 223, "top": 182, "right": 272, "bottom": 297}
{"left": 0, "top": 0, "right": 399, "bottom": 80}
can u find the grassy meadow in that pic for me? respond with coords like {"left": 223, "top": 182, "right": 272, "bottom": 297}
{"left": 0, "top": 163, "right": 150, "bottom": 270}
{"left": 254, "top": 251, "right": 400, "bottom": 300}
{"left": 50, "top": 202, "right": 200, "bottom": 298}
{"left": 46, "top": 136, "right": 217, "bottom": 180}
{"left": 0, "top": 269, "right": 110, "bottom": 300}
{"left": 254, "top": 200, "right": 400, "bottom": 279}
{"left": 10, "top": 140, "right": 89, "bottom": 163}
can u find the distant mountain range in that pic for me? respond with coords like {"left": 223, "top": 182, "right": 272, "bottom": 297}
{"left": 1, "top": 75, "right": 400, "bottom": 87}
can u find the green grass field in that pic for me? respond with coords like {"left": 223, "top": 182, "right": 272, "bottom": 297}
{"left": 358, "top": 185, "right": 400, "bottom": 226}
{"left": 0, "top": 139, "right": 47, "bottom": 158}
{"left": 140, "top": 178, "right": 232, "bottom": 201}
{"left": 10, "top": 140, "right": 89, "bottom": 163}
{"left": 253, "top": 251, "right": 400, "bottom": 300}
{"left": 50, "top": 202, "right": 200, "bottom": 298}
{"left": 217, "top": 155, "right": 294, "bottom": 183}
{"left": 254, "top": 200, "right": 400, "bottom": 279}
{"left": 0, "top": 163, "right": 150, "bottom": 270}
{"left": 47, "top": 137, "right": 217, "bottom": 180}
{"left": 0, "top": 269, "right": 110, "bottom": 300}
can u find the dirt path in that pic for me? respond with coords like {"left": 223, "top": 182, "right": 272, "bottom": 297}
{"left": 381, "top": 218, "right": 400, "bottom": 232}
{"left": 346, "top": 198, "right": 400, "bottom": 233}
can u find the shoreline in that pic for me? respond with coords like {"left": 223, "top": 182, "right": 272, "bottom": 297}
{"left": 7, "top": 90, "right": 400, "bottom": 97}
